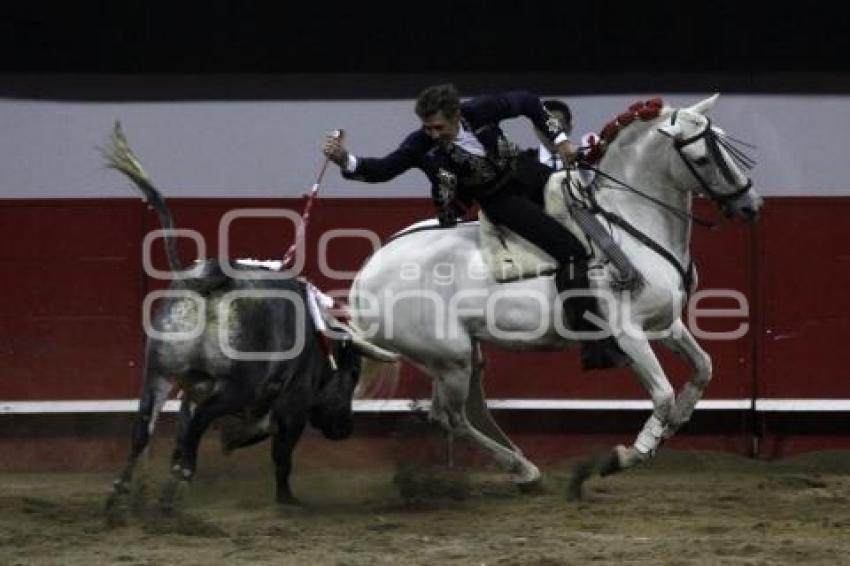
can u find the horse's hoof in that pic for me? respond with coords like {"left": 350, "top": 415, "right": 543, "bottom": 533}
{"left": 112, "top": 479, "right": 131, "bottom": 494}
{"left": 516, "top": 477, "right": 547, "bottom": 495}
{"left": 512, "top": 460, "right": 541, "bottom": 485}
{"left": 104, "top": 492, "right": 130, "bottom": 528}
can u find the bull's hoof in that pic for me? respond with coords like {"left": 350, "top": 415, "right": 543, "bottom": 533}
{"left": 170, "top": 463, "right": 194, "bottom": 481}
{"left": 219, "top": 416, "right": 272, "bottom": 454}
{"left": 567, "top": 458, "right": 596, "bottom": 500}
{"left": 276, "top": 494, "right": 302, "bottom": 508}
{"left": 112, "top": 478, "right": 131, "bottom": 494}
{"left": 159, "top": 477, "right": 189, "bottom": 515}
{"left": 598, "top": 447, "right": 625, "bottom": 477}
{"left": 219, "top": 419, "right": 247, "bottom": 455}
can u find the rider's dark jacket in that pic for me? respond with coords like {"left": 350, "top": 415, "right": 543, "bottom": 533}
{"left": 341, "top": 91, "right": 567, "bottom": 226}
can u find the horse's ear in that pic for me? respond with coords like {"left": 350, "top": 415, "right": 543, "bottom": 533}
{"left": 688, "top": 93, "right": 720, "bottom": 115}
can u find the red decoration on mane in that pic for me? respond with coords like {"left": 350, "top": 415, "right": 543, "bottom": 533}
{"left": 583, "top": 97, "right": 664, "bottom": 164}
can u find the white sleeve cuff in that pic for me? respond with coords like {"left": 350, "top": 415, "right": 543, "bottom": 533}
{"left": 553, "top": 133, "right": 569, "bottom": 145}
{"left": 343, "top": 154, "right": 358, "bottom": 172}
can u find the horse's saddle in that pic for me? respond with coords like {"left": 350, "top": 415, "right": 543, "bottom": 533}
{"left": 480, "top": 168, "right": 642, "bottom": 288}
{"left": 479, "top": 169, "right": 594, "bottom": 282}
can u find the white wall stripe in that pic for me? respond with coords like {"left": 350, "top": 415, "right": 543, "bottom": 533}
{"left": 754, "top": 399, "right": 850, "bottom": 412}
{"left": 2, "top": 95, "right": 848, "bottom": 198}
{"left": 0, "top": 398, "right": 757, "bottom": 414}
{"left": 6, "top": 399, "right": 848, "bottom": 414}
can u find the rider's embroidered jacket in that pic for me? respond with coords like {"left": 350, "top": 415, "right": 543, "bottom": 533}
{"left": 342, "top": 91, "right": 567, "bottom": 225}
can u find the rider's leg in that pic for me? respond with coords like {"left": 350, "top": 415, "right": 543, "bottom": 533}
{"left": 479, "top": 189, "right": 587, "bottom": 262}
{"left": 479, "top": 190, "right": 628, "bottom": 370}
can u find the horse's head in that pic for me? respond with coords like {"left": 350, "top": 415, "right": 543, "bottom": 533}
{"left": 658, "top": 94, "right": 762, "bottom": 222}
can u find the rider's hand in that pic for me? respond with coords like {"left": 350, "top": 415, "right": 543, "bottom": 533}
{"left": 323, "top": 133, "right": 348, "bottom": 167}
{"left": 556, "top": 140, "right": 579, "bottom": 167}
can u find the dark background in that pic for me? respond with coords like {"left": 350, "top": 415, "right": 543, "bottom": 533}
{"left": 2, "top": 2, "right": 849, "bottom": 97}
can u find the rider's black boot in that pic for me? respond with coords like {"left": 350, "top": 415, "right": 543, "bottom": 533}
{"left": 556, "top": 260, "right": 630, "bottom": 371}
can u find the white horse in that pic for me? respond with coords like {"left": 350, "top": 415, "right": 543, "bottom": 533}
{"left": 348, "top": 94, "right": 762, "bottom": 487}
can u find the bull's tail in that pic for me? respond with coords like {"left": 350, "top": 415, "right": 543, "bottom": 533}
{"left": 102, "top": 122, "right": 183, "bottom": 273}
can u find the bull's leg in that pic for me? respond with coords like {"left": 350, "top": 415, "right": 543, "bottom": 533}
{"left": 271, "top": 410, "right": 307, "bottom": 506}
{"left": 113, "top": 374, "right": 173, "bottom": 493}
{"left": 432, "top": 365, "right": 541, "bottom": 485}
{"left": 220, "top": 417, "right": 271, "bottom": 454}
{"left": 601, "top": 333, "right": 675, "bottom": 475}
{"left": 169, "top": 398, "right": 193, "bottom": 472}
{"left": 170, "top": 384, "right": 249, "bottom": 481}
{"left": 660, "top": 319, "right": 712, "bottom": 437}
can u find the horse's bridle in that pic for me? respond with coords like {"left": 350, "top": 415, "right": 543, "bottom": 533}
{"left": 669, "top": 110, "right": 753, "bottom": 205}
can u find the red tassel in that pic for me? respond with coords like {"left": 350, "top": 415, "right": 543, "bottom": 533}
{"left": 599, "top": 121, "right": 618, "bottom": 142}
{"left": 588, "top": 97, "right": 666, "bottom": 163}
{"left": 617, "top": 112, "right": 636, "bottom": 126}
{"left": 637, "top": 106, "right": 660, "bottom": 120}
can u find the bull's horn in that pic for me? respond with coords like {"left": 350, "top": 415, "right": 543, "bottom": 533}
{"left": 337, "top": 321, "right": 400, "bottom": 363}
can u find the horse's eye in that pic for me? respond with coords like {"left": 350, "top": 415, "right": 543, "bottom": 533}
{"left": 693, "top": 156, "right": 710, "bottom": 166}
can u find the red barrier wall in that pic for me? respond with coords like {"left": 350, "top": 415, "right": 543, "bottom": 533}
{"left": 0, "top": 200, "right": 144, "bottom": 400}
{"left": 0, "top": 197, "right": 763, "bottom": 401}
{"left": 756, "top": 198, "right": 850, "bottom": 398}
{"left": 1, "top": 196, "right": 848, "bottom": 459}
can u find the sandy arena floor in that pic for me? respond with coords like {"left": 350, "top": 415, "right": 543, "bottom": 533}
{"left": 2, "top": 444, "right": 850, "bottom": 565}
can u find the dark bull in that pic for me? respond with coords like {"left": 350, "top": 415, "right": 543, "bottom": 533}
{"left": 104, "top": 124, "right": 398, "bottom": 505}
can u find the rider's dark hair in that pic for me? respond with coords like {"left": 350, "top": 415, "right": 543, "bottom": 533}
{"left": 543, "top": 99, "right": 572, "bottom": 126}
{"left": 415, "top": 84, "right": 461, "bottom": 119}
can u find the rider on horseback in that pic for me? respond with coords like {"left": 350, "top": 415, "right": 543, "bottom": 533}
{"left": 323, "top": 83, "right": 627, "bottom": 370}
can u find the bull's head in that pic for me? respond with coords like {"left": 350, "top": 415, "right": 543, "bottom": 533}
{"left": 309, "top": 332, "right": 398, "bottom": 440}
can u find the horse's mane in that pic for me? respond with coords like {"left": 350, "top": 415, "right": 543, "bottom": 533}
{"left": 584, "top": 97, "right": 671, "bottom": 164}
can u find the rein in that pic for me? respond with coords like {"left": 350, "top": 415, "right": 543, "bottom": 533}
{"left": 577, "top": 161, "right": 719, "bottom": 229}
{"left": 579, "top": 176, "right": 695, "bottom": 294}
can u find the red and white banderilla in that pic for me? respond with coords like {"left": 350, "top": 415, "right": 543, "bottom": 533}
{"left": 281, "top": 129, "right": 345, "bottom": 268}
{"left": 282, "top": 129, "right": 345, "bottom": 370}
